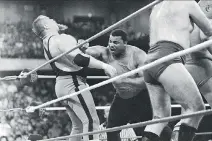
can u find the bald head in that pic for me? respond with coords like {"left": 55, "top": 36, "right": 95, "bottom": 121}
{"left": 199, "top": 0, "right": 212, "bottom": 18}
{"left": 32, "top": 15, "right": 59, "bottom": 38}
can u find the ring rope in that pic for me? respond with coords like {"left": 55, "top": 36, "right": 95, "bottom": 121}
{"left": 39, "top": 109, "right": 212, "bottom": 141}
{"left": 34, "top": 104, "right": 212, "bottom": 111}
{"left": 0, "top": 75, "right": 109, "bottom": 81}
{"left": 0, "top": 108, "right": 25, "bottom": 112}
{"left": 0, "top": 104, "right": 210, "bottom": 112}
{"left": 99, "top": 133, "right": 212, "bottom": 140}
{"left": 21, "top": 0, "right": 162, "bottom": 78}
{"left": 0, "top": 76, "right": 19, "bottom": 81}
{"left": 37, "top": 75, "right": 109, "bottom": 79}
{"left": 195, "top": 132, "right": 212, "bottom": 135}
{"left": 29, "top": 39, "right": 212, "bottom": 112}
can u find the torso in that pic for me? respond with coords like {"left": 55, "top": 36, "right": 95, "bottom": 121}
{"left": 102, "top": 45, "right": 144, "bottom": 99}
{"left": 43, "top": 34, "right": 87, "bottom": 98}
{"left": 185, "top": 23, "right": 212, "bottom": 88}
{"left": 187, "top": 24, "right": 212, "bottom": 62}
{"left": 150, "top": 1, "right": 194, "bottom": 49}
{"left": 43, "top": 34, "right": 82, "bottom": 72}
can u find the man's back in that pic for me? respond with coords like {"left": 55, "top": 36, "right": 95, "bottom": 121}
{"left": 150, "top": 1, "right": 193, "bottom": 48}
{"left": 43, "top": 34, "right": 82, "bottom": 72}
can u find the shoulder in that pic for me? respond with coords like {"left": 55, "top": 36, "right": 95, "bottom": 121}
{"left": 56, "top": 34, "right": 77, "bottom": 45}
{"left": 128, "top": 45, "right": 147, "bottom": 66}
{"left": 90, "top": 45, "right": 108, "bottom": 55}
{"left": 96, "top": 45, "right": 107, "bottom": 52}
{"left": 186, "top": 0, "right": 200, "bottom": 10}
{"left": 128, "top": 45, "right": 147, "bottom": 58}
{"left": 86, "top": 45, "right": 106, "bottom": 53}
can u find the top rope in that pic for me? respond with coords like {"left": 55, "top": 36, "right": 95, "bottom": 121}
{"left": 22, "top": 0, "right": 162, "bottom": 77}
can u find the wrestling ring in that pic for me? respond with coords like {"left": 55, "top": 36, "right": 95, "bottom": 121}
{"left": 1, "top": 0, "right": 212, "bottom": 140}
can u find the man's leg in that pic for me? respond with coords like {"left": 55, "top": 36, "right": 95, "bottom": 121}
{"left": 200, "top": 78, "right": 212, "bottom": 106}
{"left": 186, "top": 61, "right": 212, "bottom": 107}
{"left": 160, "top": 125, "right": 173, "bottom": 141}
{"left": 158, "top": 63, "right": 205, "bottom": 141}
{"left": 66, "top": 105, "right": 83, "bottom": 141}
{"left": 78, "top": 84, "right": 100, "bottom": 140}
{"left": 143, "top": 83, "right": 171, "bottom": 141}
{"left": 63, "top": 84, "right": 99, "bottom": 141}
{"left": 129, "top": 90, "right": 153, "bottom": 139}
{"left": 106, "top": 95, "right": 131, "bottom": 141}
{"left": 55, "top": 79, "right": 85, "bottom": 141}
{"left": 131, "top": 90, "right": 172, "bottom": 141}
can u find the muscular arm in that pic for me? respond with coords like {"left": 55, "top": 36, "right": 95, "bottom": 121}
{"left": 189, "top": 1, "right": 212, "bottom": 37}
{"left": 85, "top": 45, "right": 106, "bottom": 60}
{"left": 199, "top": 20, "right": 212, "bottom": 54}
{"left": 199, "top": 28, "right": 212, "bottom": 54}
{"left": 118, "top": 49, "right": 147, "bottom": 90}
{"left": 57, "top": 35, "right": 110, "bottom": 70}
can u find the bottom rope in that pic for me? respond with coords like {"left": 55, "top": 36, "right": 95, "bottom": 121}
{"left": 37, "top": 132, "right": 212, "bottom": 141}
{"left": 39, "top": 109, "right": 212, "bottom": 141}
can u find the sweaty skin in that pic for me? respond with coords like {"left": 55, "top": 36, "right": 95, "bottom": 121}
{"left": 32, "top": 15, "right": 117, "bottom": 141}
{"left": 86, "top": 43, "right": 146, "bottom": 99}
{"left": 85, "top": 32, "right": 156, "bottom": 141}
{"left": 142, "top": 1, "right": 212, "bottom": 139}
{"left": 150, "top": 1, "right": 212, "bottom": 49}
{"left": 187, "top": 24, "right": 212, "bottom": 61}
{"left": 184, "top": 0, "right": 212, "bottom": 115}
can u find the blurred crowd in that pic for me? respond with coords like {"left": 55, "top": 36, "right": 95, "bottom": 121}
{"left": 0, "top": 20, "right": 148, "bottom": 59}
{"left": 0, "top": 21, "right": 43, "bottom": 58}
{"left": 0, "top": 79, "right": 116, "bottom": 141}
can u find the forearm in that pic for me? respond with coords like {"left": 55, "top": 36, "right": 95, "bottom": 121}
{"left": 88, "top": 56, "right": 107, "bottom": 70}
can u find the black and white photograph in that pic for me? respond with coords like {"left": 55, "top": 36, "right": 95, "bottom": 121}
{"left": 0, "top": 0, "right": 212, "bottom": 141}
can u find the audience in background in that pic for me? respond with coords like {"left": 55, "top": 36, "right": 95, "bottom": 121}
{"left": 99, "top": 103, "right": 138, "bottom": 141}
{"left": 0, "top": 80, "right": 115, "bottom": 141}
{"left": 0, "top": 19, "right": 211, "bottom": 141}
{"left": 0, "top": 20, "right": 148, "bottom": 58}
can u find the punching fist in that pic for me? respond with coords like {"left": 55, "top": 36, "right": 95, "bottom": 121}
{"left": 102, "top": 63, "right": 117, "bottom": 77}
{"left": 19, "top": 69, "right": 38, "bottom": 86}
{"left": 78, "top": 39, "right": 89, "bottom": 53}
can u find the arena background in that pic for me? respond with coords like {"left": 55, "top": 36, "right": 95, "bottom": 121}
{"left": 0, "top": 0, "right": 211, "bottom": 141}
